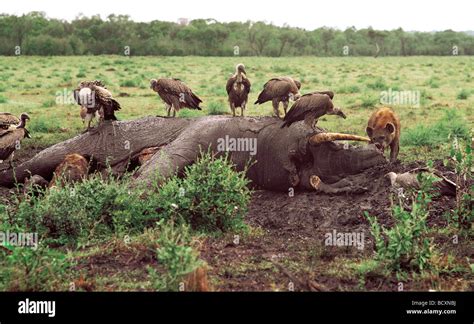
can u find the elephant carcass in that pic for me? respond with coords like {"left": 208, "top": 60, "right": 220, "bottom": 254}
{"left": 134, "top": 116, "right": 386, "bottom": 193}
{"left": 0, "top": 116, "right": 386, "bottom": 193}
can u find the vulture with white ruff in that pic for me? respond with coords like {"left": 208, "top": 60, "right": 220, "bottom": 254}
{"left": 281, "top": 91, "right": 346, "bottom": 129}
{"left": 73, "top": 80, "right": 120, "bottom": 131}
{"left": 226, "top": 63, "right": 251, "bottom": 117}
{"left": 150, "top": 78, "right": 202, "bottom": 117}
{"left": 0, "top": 113, "right": 30, "bottom": 167}
{"left": 254, "top": 77, "right": 302, "bottom": 118}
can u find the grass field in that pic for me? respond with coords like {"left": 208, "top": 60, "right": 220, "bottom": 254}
{"left": 0, "top": 56, "right": 472, "bottom": 292}
{"left": 0, "top": 55, "right": 472, "bottom": 160}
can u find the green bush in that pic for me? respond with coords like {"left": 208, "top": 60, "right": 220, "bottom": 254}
{"left": 156, "top": 152, "right": 251, "bottom": 233}
{"left": 0, "top": 244, "right": 71, "bottom": 291}
{"left": 456, "top": 89, "right": 470, "bottom": 100}
{"left": 0, "top": 94, "right": 8, "bottom": 103}
{"left": 365, "top": 172, "right": 437, "bottom": 272}
{"left": 148, "top": 219, "right": 203, "bottom": 291}
{"left": 447, "top": 138, "right": 473, "bottom": 229}
{"left": 7, "top": 174, "right": 161, "bottom": 247}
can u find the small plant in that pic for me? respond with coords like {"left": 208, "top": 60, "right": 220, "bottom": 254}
{"left": 0, "top": 94, "right": 8, "bottom": 103}
{"left": 446, "top": 137, "right": 473, "bottom": 230}
{"left": 207, "top": 101, "right": 228, "bottom": 115}
{"left": 148, "top": 219, "right": 203, "bottom": 291}
{"left": 456, "top": 89, "right": 469, "bottom": 100}
{"left": 365, "top": 172, "right": 437, "bottom": 272}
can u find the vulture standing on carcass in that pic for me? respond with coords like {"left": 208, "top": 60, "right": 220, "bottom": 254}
{"left": 0, "top": 113, "right": 30, "bottom": 167}
{"left": 150, "top": 78, "right": 202, "bottom": 117}
{"left": 226, "top": 63, "right": 251, "bottom": 117}
{"left": 73, "top": 80, "right": 120, "bottom": 131}
{"left": 254, "top": 77, "right": 302, "bottom": 118}
{"left": 281, "top": 91, "right": 346, "bottom": 129}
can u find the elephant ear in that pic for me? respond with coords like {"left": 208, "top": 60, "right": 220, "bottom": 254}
{"left": 366, "top": 126, "right": 374, "bottom": 137}
{"left": 385, "top": 122, "right": 395, "bottom": 134}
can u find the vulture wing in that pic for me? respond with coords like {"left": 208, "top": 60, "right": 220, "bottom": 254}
{"left": 156, "top": 78, "right": 202, "bottom": 110}
{"left": 226, "top": 76, "right": 236, "bottom": 95}
{"left": 0, "top": 113, "right": 20, "bottom": 128}
{"left": 255, "top": 78, "right": 297, "bottom": 104}
{"left": 0, "top": 128, "right": 27, "bottom": 161}
{"left": 93, "top": 86, "right": 121, "bottom": 121}
{"left": 281, "top": 94, "right": 333, "bottom": 128}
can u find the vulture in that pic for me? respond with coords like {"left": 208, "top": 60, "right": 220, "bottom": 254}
{"left": 226, "top": 63, "right": 251, "bottom": 117}
{"left": 73, "top": 80, "right": 120, "bottom": 131}
{"left": 254, "top": 77, "right": 302, "bottom": 118}
{"left": 150, "top": 78, "right": 202, "bottom": 117}
{"left": 281, "top": 91, "right": 346, "bottom": 129}
{"left": 0, "top": 113, "right": 30, "bottom": 167}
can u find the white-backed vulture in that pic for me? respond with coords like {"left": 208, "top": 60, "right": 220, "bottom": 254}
{"left": 281, "top": 91, "right": 346, "bottom": 129}
{"left": 73, "top": 80, "right": 120, "bottom": 131}
{"left": 254, "top": 77, "right": 302, "bottom": 118}
{"left": 0, "top": 113, "right": 30, "bottom": 167}
{"left": 150, "top": 78, "right": 202, "bottom": 117}
{"left": 226, "top": 63, "right": 251, "bottom": 117}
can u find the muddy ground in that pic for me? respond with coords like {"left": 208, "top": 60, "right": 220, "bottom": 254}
{"left": 1, "top": 149, "right": 472, "bottom": 292}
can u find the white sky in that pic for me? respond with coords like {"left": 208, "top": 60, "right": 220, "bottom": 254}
{"left": 1, "top": 0, "right": 473, "bottom": 31}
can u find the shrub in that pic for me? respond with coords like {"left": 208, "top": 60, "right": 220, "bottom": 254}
{"left": 148, "top": 219, "right": 204, "bottom": 291}
{"left": 365, "top": 172, "right": 437, "bottom": 272}
{"left": 0, "top": 95, "right": 7, "bottom": 103}
{"left": 156, "top": 152, "right": 251, "bottom": 233}
{"left": 446, "top": 138, "right": 473, "bottom": 229}
{"left": 0, "top": 244, "right": 71, "bottom": 291}
{"left": 7, "top": 174, "right": 161, "bottom": 247}
{"left": 456, "top": 89, "right": 469, "bottom": 100}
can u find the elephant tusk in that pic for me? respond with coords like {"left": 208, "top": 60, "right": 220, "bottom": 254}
{"left": 309, "top": 133, "right": 371, "bottom": 144}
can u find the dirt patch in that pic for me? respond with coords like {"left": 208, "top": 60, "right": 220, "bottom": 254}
{"left": 200, "top": 160, "right": 467, "bottom": 291}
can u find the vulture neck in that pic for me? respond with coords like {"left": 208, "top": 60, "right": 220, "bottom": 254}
{"left": 236, "top": 70, "right": 245, "bottom": 83}
{"left": 17, "top": 118, "right": 27, "bottom": 129}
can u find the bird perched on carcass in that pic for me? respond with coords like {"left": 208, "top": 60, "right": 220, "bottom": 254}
{"left": 150, "top": 78, "right": 202, "bottom": 117}
{"left": 281, "top": 91, "right": 346, "bottom": 129}
{"left": 226, "top": 63, "right": 251, "bottom": 117}
{"left": 254, "top": 77, "right": 302, "bottom": 118}
{"left": 0, "top": 112, "right": 30, "bottom": 168}
{"left": 73, "top": 80, "right": 120, "bottom": 131}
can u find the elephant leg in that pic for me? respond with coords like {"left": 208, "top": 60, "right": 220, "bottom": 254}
{"left": 134, "top": 136, "right": 202, "bottom": 186}
{"left": 308, "top": 175, "right": 368, "bottom": 194}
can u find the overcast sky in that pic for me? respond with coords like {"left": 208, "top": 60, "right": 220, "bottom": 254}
{"left": 1, "top": 0, "right": 473, "bottom": 31}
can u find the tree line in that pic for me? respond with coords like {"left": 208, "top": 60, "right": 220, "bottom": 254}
{"left": 1, "top": 12, "right": 473, "bottom": 56}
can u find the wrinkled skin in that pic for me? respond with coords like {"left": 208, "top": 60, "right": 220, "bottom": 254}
{"left": 0, "top": 116, "right": 386, "bottom": 193}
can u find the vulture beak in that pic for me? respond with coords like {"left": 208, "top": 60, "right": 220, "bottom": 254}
{"left": 335, "top": 108, "right": 346, "bottom": 119}
{"left": 309, "top": 133, "right": 371, "bottom": 145}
